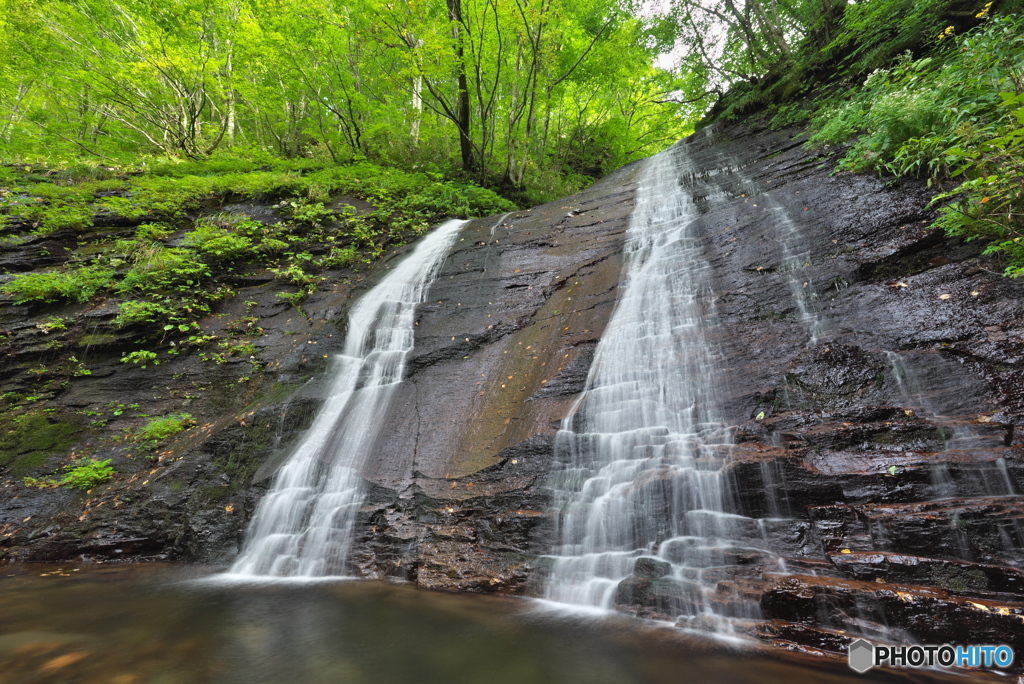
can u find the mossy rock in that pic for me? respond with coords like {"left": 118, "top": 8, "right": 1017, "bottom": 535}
{"left": 77, "top": 333, "right": 121, "bottom": 348}
{"left": 931, "top": 564, "right": 990, "bottom": 594}
{"left": 0, "top": 411, "right": 80, "bottom": 474}
{"left": 194, "top": 484, "right": 232, "bottom": 504}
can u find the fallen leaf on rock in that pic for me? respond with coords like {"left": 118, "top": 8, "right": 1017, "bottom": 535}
{"left": 42, "top": 652, "right": 89, "bottom": 670}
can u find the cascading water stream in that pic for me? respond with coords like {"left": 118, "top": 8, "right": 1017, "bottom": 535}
{"left": 226, "top": 219, "right": 467, "bottom": 579}
{"left": 542, "top": 144, "right": 786, "bottom": 626}
{"left": 729, "top": 164, "right": 824, "bottom": 345}
{"left": 765, "top": 203, "right": 822, "bottom": 344}
{"left": 885, "top": 350, "right": 1017, "bottom": 500}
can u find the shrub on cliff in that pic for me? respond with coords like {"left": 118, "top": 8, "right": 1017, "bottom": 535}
{"left": 807, "top": 13, "right": 1024, "bottom": 276}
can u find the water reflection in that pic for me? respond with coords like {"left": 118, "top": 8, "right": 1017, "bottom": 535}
{"left": 0, "top": 565, "right": 942, "bottom": 683}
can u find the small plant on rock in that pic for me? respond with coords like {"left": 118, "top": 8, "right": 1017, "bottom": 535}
{"left": 59, "top": 459, "right": 116, "bottom": 489}
{"left": 137, "top": 413, "right": 195, "bottom": 444}
{"left": 24, "top": 459, "right": 116, "bottom": 490}
{"left": 121, "top": 350, "right": 159, "bottom": 368}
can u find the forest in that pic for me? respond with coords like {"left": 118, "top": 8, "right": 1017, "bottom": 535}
{"left": 1, "top": 0, "right": 694, "bottom": 205}
{"left": 0, "top": 0, "right": 1018, "bottom": 204}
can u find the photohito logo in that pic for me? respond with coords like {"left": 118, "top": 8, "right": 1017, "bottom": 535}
{"left": 848, "top": 639, "right": 1015, "bottom": 673}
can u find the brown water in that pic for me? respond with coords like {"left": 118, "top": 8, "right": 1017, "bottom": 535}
{"left": 0, "top": 564, "right": 961, "bottom": 684}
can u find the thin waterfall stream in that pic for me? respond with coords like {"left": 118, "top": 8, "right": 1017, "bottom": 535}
{"left": 226, "top": 219, "right": 467, "bottom": 579}
{"left": 542, "top": 144, "right": 785, "bottom": 627}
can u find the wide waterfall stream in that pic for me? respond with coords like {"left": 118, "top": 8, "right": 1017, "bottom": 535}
{"left": 227, "top": 219, "right": 466, "bottom": 578}
{"left": 542, "top": 144, "right": 786, "bottom": 626}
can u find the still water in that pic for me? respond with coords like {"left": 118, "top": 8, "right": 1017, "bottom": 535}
{"left": 0, "top": 565, "right": 952, "bottom": 684}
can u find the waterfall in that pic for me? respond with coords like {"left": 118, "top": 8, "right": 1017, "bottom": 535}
{"left": 542, "top": 145, "right": 783, "bottom": 625}
{"left": 227, "top": 219, "right": 467, "bottom": 578}
{"left": 766, "top": 203, "right": 822, "bottom": 344}
{"left": 885, "top": 350, "right": 1016, "bottom": 500}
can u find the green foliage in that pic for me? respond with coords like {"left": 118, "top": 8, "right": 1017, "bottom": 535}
{"left": 281, "top": 199, "right": 335, "bottom": 226}
{"left": 96, "top": 195, "right": 149, "bottom": 221}
{"left": 933, "top": 97, "right": 1024, "bottom": 275}
{"left": 137, "top": 413, "right": 195, "bottom": 443}
{"left": 321, "top": 246, "right": 359, "bottom": 268}
{"left": 826, "top": 0, "right": 967, "bottom": 73}
{"left": 184, "top": 223, "right": 255, "bottom": 260}
{"left": 121, "top": 350, "right": 160, "bottom": 368}
{"left": 36, "top": 316, "right": 70, "bottom": 333}
{"left": 0, "top": 0, "right": 688, "bottom": 201}
{"left": 809, "top": 52, "right": 953, "bottom": 174}
{"left": 35, "top": 203, "right": 95, "bottom": 233}
{"left": 115, "top": 244, "right": 225, "bottom": 328}
{"left": 808, "top": 14, "right": 1024, "bottom": 275}
{"left": 1, "top": 264, "right": 115, "bottom": 304}
{"left": 24, "top": 459, "right": 116, "bottom": 489}
{"left": 2, "top": 151, "right": 518, "bottom": 345}
{"left": 302, "top": 163, "right": 515, "bottom": 219}
{"left": 136, "top": 222, "right": 173, "bottom": 240}
{"left": 56, "top": 459, "right": 116, "bottom": 489}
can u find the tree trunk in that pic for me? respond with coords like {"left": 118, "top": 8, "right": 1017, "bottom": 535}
{"left": 447, "top": 0, "right": 477, "bottom": 172}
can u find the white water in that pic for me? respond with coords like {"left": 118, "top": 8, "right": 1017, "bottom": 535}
{"left": 885, "top": 350, "right": 1016, "bottom": 499}
{"left": 731, "top": 165, "right": 823, "bottom": 344}
{"left": 543, "top": 146, "right": 782, "bottom": 624}
{"left": 766, "top": 204, "right": 822, "bottom": 344}
{"left": 228, "top": 219, "right": 467, "bottom": 578}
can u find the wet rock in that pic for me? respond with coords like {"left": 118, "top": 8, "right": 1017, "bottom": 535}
{"left": 856, "top": 498, "right": 1024, "bottom": 566}
{"left": 760, "top": 574, "right": 1024, "bottom": 671}
{"left": 756, "top": 621, "right": 853, "bottom": 655}
{"left": 634, "top": 556, "right": 672, "bottom": 580}
{"left": 829, "top": 551, "right": 1024, "bottom": 597}
{"left": 785, "top": 345, "right": 886, "bottom": 409}
{"left": 615, "top": 576, "right": 653, "bottom": 606}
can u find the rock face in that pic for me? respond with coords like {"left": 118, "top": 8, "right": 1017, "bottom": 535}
{"left": 350, "top": 119, "right": 1024, "bottom": 666}
{"left": 4, "top": 118, "right": 1024, "bottom": 669}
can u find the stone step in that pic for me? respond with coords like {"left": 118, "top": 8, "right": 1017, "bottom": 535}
{"left": 828, "top": 551, "right": 1024, "bottom": 598}
{"left": 809, "top": 498, "right": 1024, "bottom": 566}
{"left": 759, "top": 573, "right": 1024, "bottom": 668}
{"left": 727, "top": 440, "right": 1024, "bottom": 518}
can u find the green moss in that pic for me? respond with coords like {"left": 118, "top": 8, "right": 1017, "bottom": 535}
{"left": 931, "top": 563, "right": 990, "bottom": 594}
{"left": 0, "top": 411, "right": 79, "bottom": 474}
{"left": 137, "top": 413, "right": 195, "bottom": 444}
{"left": 78, "top": 333, "right": 121, "bottom": 347}
{"left": 196, "top": 484, "right": 231, "bottom": 502}
{"left": 261, "top": 381, "right": 304, "bottom": 404}
{"left": 10, "top": 452, "right": 50, "bottom": 475}
{"left": 1, "top": 264, "right": 116, "bottom": 304}
{"left": 213, "top": 420, "right": 276, "bottom": 488}
{"left": 26, "top": 459, "right": 116, "bottom": 489}
{"left": 871, "top": 426, "right": 948, "bottom": 446}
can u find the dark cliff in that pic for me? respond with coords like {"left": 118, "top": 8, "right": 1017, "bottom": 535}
{"left": 4, "top": 119, "right": 1024, "bottom": 666}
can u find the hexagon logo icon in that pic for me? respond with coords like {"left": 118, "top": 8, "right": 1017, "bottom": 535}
{"left": 848, "top": 639, "right": 875, "bottom": 673}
